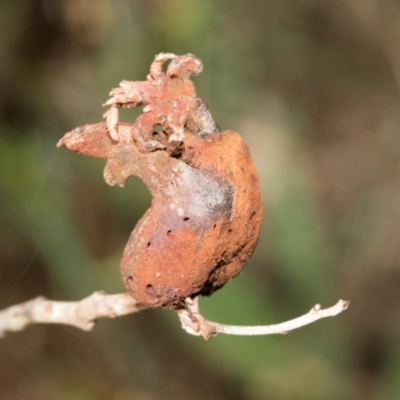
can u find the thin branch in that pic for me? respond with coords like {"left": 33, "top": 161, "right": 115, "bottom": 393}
{"left": 0, "top": 292, "right": 145, "bottom": 337}
{"left": 0, "top": 292, "right": 349, "bottom": 340}
{"left": 177, "top": 298, "right": 350, "bottom": 340}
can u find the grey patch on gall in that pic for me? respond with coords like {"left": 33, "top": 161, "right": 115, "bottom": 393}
{"left": 166, "top": 162, "right": 233, "bottom": 223}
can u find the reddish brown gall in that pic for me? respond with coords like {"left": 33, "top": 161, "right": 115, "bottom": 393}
{"left": 58, "top": 54, "right": 263, "bottom": 309}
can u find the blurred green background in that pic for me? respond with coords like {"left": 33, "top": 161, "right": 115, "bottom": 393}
{"left": 1, "top": 1, "right": 400, "bottom": 399}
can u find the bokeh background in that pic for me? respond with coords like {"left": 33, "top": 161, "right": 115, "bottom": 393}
{"left": 1, "top": 1, "right": 400, "bottom": 399}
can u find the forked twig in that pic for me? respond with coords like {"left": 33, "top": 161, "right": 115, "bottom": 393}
{"left": 0, "top": 292, "right": 349, "bottom": 340}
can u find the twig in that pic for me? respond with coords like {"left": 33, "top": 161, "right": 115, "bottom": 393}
{"left": 0, "top": 292, "right": 145, "bottom": 337}
{"left": 0, "top": 292, "right": 349, "bottom": 340}
{"left": 177, "top": 298, "right": 350, "bottom": 340}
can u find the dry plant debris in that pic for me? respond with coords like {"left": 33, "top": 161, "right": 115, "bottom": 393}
{"left": 58, "top": 53, "right": 263, "bottom": 309}
{"left": 0, "top": 53, "right": 349, "bottom": 340}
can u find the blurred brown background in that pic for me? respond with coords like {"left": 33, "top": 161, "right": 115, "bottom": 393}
{"left": 1, "top": 1, "right": 400, "bottom": 399}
